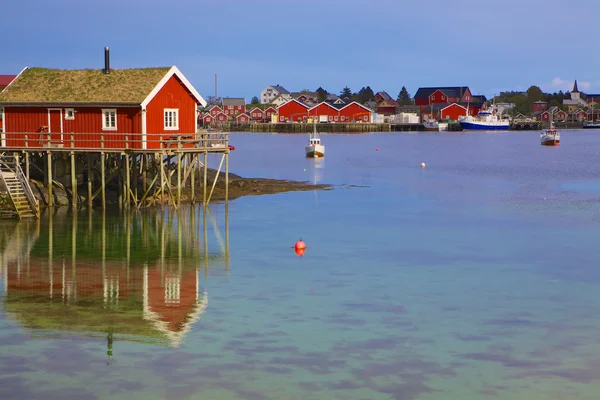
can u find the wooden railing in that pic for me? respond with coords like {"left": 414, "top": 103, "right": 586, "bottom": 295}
{"left": 1, "top": 131, "right": 230, "bottom": 151}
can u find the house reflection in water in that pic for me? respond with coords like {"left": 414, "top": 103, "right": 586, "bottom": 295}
{"left": 0, "top": 206, "right": 228, "bottom": 349}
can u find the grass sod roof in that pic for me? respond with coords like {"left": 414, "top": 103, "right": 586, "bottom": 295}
{"left": 0, "top": 67, "right": 171, "bottom": 103}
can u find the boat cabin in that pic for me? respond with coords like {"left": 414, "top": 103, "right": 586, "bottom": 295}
{"left": 309, "top": 137, "right": 321, "bottom": 145}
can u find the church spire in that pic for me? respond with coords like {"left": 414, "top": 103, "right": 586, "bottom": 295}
{"left": 572, "top": 80, "right": 579, "bottom": 93}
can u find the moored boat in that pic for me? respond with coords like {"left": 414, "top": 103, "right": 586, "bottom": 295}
{"left": 423, "top": 119, "right": 448, "bottom": 131}
{"left": 540, "top": 128, "right": 560, "bottom": 146}
{"left": 458, "top": 110, "right": 510, "bottom": 131}
{"left": 305, "top": 123, "right": 325, "bottom": 158}
{"left": 583, "top": 121, "right": 600, "bottom": 129}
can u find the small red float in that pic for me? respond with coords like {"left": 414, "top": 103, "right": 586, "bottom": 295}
{"left": 228, "top": 144, "right": 236, "bottom": 151}
{"left": 295, "top": 247, "right": 306, "bottom": 257}
{"left": 295, "top": 238, "right": 306, "bottom": 250}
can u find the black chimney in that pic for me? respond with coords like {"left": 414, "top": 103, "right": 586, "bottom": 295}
{"left": 104, "top": 47, "right": 110, "bottom": 74}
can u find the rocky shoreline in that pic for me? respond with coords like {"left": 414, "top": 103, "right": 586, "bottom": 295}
{"left": 1, "top": 169, "right": 333, "bottom": 209}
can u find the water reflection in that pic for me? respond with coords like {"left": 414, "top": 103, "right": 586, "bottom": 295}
{"left": 0, "top": 206, "right": 229, "bottom": 350}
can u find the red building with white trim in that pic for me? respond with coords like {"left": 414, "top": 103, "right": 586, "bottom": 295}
{"left": 276, "top": 99, "right": 310, "bottom": 122}
{"left": 0, "top": 57, "right": 206, "bottom": 150}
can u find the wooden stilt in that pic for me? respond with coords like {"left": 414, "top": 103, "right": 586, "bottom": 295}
{"left": 177, "top": 152, "right": 181, "bottom": 205}
{"left": 47, "top": 152, "right": 53, "bottom": 207}
{"left": 25, "top": 152, "right": 30, "bottom": 181}
{"left": 191, "top": 154, "right": 195, "bottom": 204}
{"left": 160, "top": 153, "right": 165, "bottom": 207}
{"left": 142, "top": 154, "right": 147, "bottom": 194}
{"left": 203, "top": 151, "right": 207, "bottom": 206}
{"left": 101, "top": 152, "right": 106, "bottom": 209}
{"left": 87, "top": 154, "right": 93, "bottom": 209}
{"left": 125, "top": 154, "right": 131, "bottom": 209}
{"left": 71, "top": 151, "right": 77, "bottom": 209}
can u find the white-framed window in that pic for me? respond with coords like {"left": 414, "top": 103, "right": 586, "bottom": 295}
{"left": 441, "top": 95, "right": 446, "bottom": 100}
{"left": 280, "top": 116, "right": 285, "bottom": 122}
{"left": 65, "top": 108, "right": 75, "bottom": 120}
{"left": 102, "top": 109, "right": 117, "bottom": 130}
{"left": 334, "top": 116, "right": 339, "bottom": 121}
{"left": 164, "top": 108, "right": 179, "bottom": 130}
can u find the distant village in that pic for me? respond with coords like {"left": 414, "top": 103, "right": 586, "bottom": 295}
{"left": 199, "top": 81, "right": 600, "bottom": 126}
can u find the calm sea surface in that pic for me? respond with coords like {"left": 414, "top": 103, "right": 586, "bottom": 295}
{"left": 2, "top": 130, "right": 600, "bottom": 399}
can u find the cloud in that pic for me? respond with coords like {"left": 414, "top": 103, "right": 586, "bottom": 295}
{"left": 540, "top": 77, "right": 593, "bottom": 93}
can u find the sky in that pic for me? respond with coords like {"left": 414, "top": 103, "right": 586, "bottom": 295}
{"left": 2, "top": 0, "right": 599, "bottom": 101}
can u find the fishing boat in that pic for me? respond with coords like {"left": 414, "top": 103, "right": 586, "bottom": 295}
{"left": 305, "top": 122, "right": 325, "bottom": 158}
{"left": 583, "top": 121, "right": 600, "bottom": 129}
{"left": 458, "top": 109, "right": 509, "bottom": 131}
{"left": 540, "top": 126, "right": 560, "bottom": 146}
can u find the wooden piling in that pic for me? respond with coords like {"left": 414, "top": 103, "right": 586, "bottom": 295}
{"left": 47, "top": 152, "right": 53, "bottom": 207}
{"left": 101, "top": 152, "right": 106, "bottom": 209}
{"left": 71, "top": 151, "right": 77, "bottom": 208}
{"left": 87, "top": 154, "right": 93, "bottom": 208}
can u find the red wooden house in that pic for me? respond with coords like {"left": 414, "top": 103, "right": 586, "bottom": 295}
{"left": 207, "top": 105, "right": 223, "bottom": 117}
{"left": 249, "top": 107, "right": 264, "bottom": 122}
{"left": 340, "top": 101, "right": 373, "bottom": 122}
{"left": 221, "top": 98, "right": 245, "bottom": 116}
{"left": 441, "top": 103, "right": 468, "bottom": 120}
{"left": 202, "top": 113, "right": 214, "bottom": 125}
{"left": 214, "top": 111, "right": 228, "bottom": 124}
{"left": 376, "top": 99, "right": 398, "bottom": 116}
{"left": 0, "top": 61, "right": 206, "bottom": 150}
{"left": 308, "top": 102, "right": 340, "bottom": 122}
{"left": 414, "top": 87, "right": 473, "bottom": 106}
{"left": 264, "top": 106, "right": 277, "bottom": 122}
{"left": 555, "top": 110, "right": 567, "bottom": 121}
{"left": 235, "top": 113, "right": 250, "bottom": 124}
{"left": 276, "top": 99, "right": 310, "bottom": 122}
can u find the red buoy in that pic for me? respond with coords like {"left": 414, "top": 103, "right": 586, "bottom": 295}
{"left": 295, "top": 238, "right": 306, "bottom": 250}
{"left": 295, "top": 247, "right": 306, "bottom": 257}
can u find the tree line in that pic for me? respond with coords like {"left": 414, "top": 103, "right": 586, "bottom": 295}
{"left": 247, "top": 86, "right": 414, "bottom": 106}
{"left": 495, "top": 85, "right": 573, "bottom": 116}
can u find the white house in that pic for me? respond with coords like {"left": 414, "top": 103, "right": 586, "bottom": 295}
{"left": 260, "top": 85, "right": 290, "bottom": 104}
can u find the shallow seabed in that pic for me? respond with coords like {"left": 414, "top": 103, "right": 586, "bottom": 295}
{"left": 2, "top": 130, "right": 600, "bottom": 399}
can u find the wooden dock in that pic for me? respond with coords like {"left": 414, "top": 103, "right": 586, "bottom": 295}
{"left": 0, "top": 131, "right": 231, "bottom": 213}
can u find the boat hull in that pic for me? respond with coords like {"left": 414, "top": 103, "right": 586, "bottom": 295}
{"left": 541, "top": 138, "right": 560, "bottom": 146}
{"left": 583, "top": 124, "right": 600, "bottom": 129}
{"left": 305, "top": 144, "right": 325, "bottom": 158}
{"left": 459, "top": 122, "right": 509, "bottom": 131}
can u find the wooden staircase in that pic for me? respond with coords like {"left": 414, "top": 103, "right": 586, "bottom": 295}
{"left": 0, "top": 155, "right": 39, "bottom": 220}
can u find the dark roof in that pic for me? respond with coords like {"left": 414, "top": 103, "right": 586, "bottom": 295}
{"left": 471, "top": 95, "right": 487, "bottom": 104}
{"left": 376, "top": 91, "right": 393, "bottom": 101}
{"left": 222, "top": 98, "right": 245, "bottom": 107}
{"left": 414, "top": 86, "right": 470, "bottom": 99}
{"left": 324, "top": 99, "right": 346, "bottom": 110}
{"left": 271, "top": 85, "right": 289, "bottom": 95}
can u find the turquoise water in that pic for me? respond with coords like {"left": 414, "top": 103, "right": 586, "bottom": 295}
{"left": 2, "top": 130, "right": 600, "bottom": 399}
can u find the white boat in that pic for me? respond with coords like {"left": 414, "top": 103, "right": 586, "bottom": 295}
{"left": 458, "top": 110, "right": 510, "bottom": 131}
{"left": 541, "top": 127, "right": 560, "bottom": 146}
{"left": 583, "top": 121, "right": 600, "bottom": 129}
{"left": 305, "top": 123, "right": 325, "bottom": 158}
{"left": 423, "top": 119, "right": 448, "bottom": 131}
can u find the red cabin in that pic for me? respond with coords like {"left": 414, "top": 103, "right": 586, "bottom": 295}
{"left": 264, "top": 107, "right": 276, "bottom": 122}
{"left": 249, "top": 107, "right": 264, "bottom": 121}
{"left": 235, "top": 113, "right": 250, "bottom": 124}
{"left": 0, "top": 65, "right": 206, "bottom": 150}
{"left": 340, "top": 101, "right": 373, "bottom": 122}
{"left": 276, "top": 99, "right": 310, "bottom": 122}
{"left": 308, "top": 102, "right": 340, "bottom": 122}
{"left": 214, "top": 111, "right": 228, "bottom": 124}
{"left": 202, "top": 114, "right": 214, "bottom": 125}
{"left": 441, "top": 103, "right": 468, "bottom": 120}
{"left": 207, "top": 105, "right": 223, "bottom": 117}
